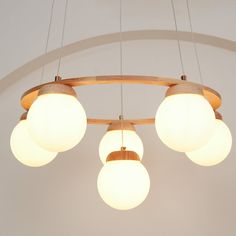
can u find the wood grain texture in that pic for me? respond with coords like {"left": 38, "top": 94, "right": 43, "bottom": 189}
{"left": 21, "top": 75, "right": 222, "bottom": 111}
{"left": 87, "top": 118, "right": 155, "bottom": 126}
{"left": 106, "top": 150, "right": 140, "bottom": 162}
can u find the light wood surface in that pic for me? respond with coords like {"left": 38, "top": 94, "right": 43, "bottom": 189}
{"left": 106, "top": 149, "right": 140, "bottom": 162}
{"left": 38, "top": 83, "right": 77, "bottom": 97}
{"left": 107, "top": 121, "right": 136, "bottom": 131}
{"left": 166, "top": 83, "right": 203, "bottom": 97}
{"left": 87, "top": 118, "right": 155, "bottom": 126}
{"left": 21, "top": 75, "right": 222, "bottom": 111}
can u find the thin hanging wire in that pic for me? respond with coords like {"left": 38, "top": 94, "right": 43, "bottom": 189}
{"left": 56, "top": 0, "right": 69, "bottom": 77}
{"left": 171, "top": 0, "right": 185, "bottom": 76}
{"left": 119, "top": 0, "right": 125, "bottom": 149}
{"left": 40, "top": 0, "right": 56, "bottom": 84}
{"left": 186, "top": 0, "right": 204, "bottom": 84}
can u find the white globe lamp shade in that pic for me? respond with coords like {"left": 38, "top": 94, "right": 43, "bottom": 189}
{"left": 97, "top": 150, "right": 150, "bottom": 210}
{"left": 99, "top": 121, "right": 143, "bottom": 164}
{"left": 10, "top": 118, "right": 57, "bottom": 167}
{"left": 155, "top": 84, "right": 215, "bottom": 152}
{"left": 186, "top": 117, "right": 232, "bottom": 166}
{"left": 27, "top": 84, "right": 87, "bottom": 152}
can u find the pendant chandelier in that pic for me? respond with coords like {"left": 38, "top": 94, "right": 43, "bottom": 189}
{"left": 10, "top": 0, "right": 232, "bottom": 211}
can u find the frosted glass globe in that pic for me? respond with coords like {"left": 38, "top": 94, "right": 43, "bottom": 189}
{"left": 97, "top": 160, "right": 150, "bottom": 210}
{"left": 186, "top": 119, "right": 232, "bottom": 166}
{"left": 99, "top": 130, "right": 144, "bottom": 164}
{"left": 10, "top": 120, "right": 57, "bottom": 167}
{"left": 28, "top": 93, "right": 87, "bottom": 152}
{"left": 155, "top": 94, "right": 215, "bottom": 152}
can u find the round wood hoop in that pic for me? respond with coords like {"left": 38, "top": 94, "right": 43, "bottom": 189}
{"left": 21, "top": 75, "right": 221, "bottom": 126}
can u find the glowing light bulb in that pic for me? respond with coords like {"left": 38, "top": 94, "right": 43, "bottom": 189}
{"left": 186, "top": 119, "right": 232, "bottom": 166}
{"left": 10, "top": 120, "right": 57, "bottom": 167}
{"left": 27, "top": 84, "right": 87, "bottom": 152}
{"left": 155, "top": 84, "right": 215, "bottom": 152}
{"left": 97, "top": 160, "right": 150, "bottom": 210}
{"left": 99, "top": 129, "right": 144, "bottom": 164}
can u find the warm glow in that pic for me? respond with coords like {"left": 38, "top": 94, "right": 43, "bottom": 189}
{"left": 155, "top": 94, "right": 215, "bottom": 152}
{"left": 27, "top": 93, "right": 87, "bottom": 152}
{"left": 10, "top": 120, "right": 57, "bottom": 167}
{"left": 99, "top": 130, "right": 144, "bottom": 164}
{"left": 97, "top": 160, "right": 150, "bottom": 210}
{"left": 186, "top": 119, "right": 232, "bottom": 166}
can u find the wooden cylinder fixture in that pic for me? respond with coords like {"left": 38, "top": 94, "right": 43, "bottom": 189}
{"left": 106, "top": 147, "right": 140, "bottom": 162}
{"left": 107, "top": 120, "right": 135, "bottom": 132}
{"left": 165, "top": 84, "right": 203, "bottom": 97}
{"left": 38, "top": 83, "right": 77, "bottom": 97}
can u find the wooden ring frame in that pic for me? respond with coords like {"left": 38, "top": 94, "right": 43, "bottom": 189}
{"left": 21, "top": 75, "right": 221, "bottom": 126}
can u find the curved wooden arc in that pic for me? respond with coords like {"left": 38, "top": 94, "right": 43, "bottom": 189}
{"left": 1, "top": 29, "right": 236, "bottom": 92}
{"left": 21, "top": 75, "right": 221, "bottom": 110}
